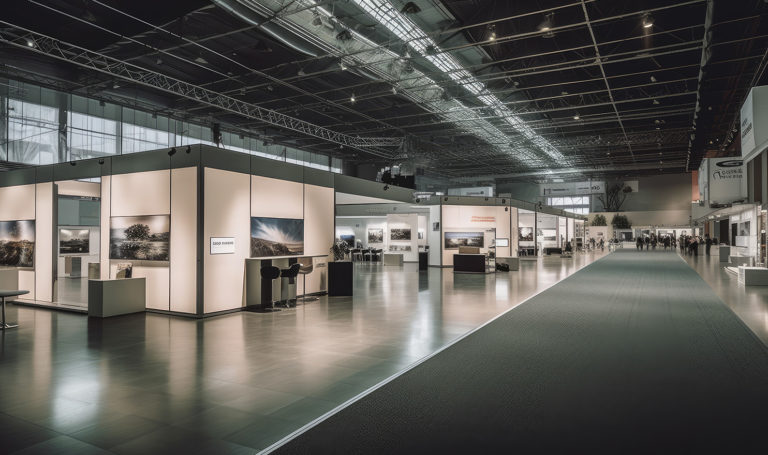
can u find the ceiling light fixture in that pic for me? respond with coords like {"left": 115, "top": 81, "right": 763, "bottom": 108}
{"left": 573, "top": 115, "right": 580, "bottom": 120}
{"left": 487, "top": 24, "right": 497, "bottom": 41}
{"left": 350, "top": 93, "right": 356, "bottom": 103}
{"left": 642, "top": 13, "right": 654, "bottom": 29}
{"left": 538, "top": 12, "right": 554, "bottom": 32}
{"left": 400, "top": 2, "right": 421, "bottom": 14}
{"left": 650, "top": 75, "right": 657, "bottom": 82}
{"left": 26, "top": 39, "right": 35, "bottom": 48}
{"left": 339, "top": 61, "right": 348, "bottom": 71}
{"left": 652, "top": 99, "right": 660, "bottom": 105}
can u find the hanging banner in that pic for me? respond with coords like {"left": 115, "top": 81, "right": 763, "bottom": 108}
{"left": 707, "top": 158, "right": 745, "bottom": 205}
{"left": 741, "top": 85, "right": 768, "bottom": 161}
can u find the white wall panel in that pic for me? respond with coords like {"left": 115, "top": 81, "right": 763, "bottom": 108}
{"left": 35, "top": 183, "right": 53, "bottom": 302}
{"left": 100, "top": 176, "right": 111, "bottom": 280}
{"left": 56, "top": 181, "right": 100, "bottom": 198}
{"left": 0, "top": 184, "right": 36, "bottom": 221}
{"left": 251, "top": 175, "right": 303, "bottom": 219}
{"left": 304, "top": 184, "right": 334, "bottom": 257}
{"left": 204, "top": 168, "right": 250, "bottom": 313}
{"left": 170, "top": 167, "right": 197, "bottom": 314}
{"left": 110, "top": 170, "right": 170, "bottom": 216}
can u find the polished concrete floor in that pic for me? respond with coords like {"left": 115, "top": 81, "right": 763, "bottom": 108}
{"left": 680, "top": 251, "right": 768, "bottom": 345}
{"left": 0, "top": 252, "right": 605, "bottom": 454}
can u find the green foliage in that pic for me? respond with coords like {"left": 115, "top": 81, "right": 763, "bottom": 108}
{"left": 124, "top": 224, "right": 150, "bottom": 241}
{"left": 591, "top": 214, "right": 607, "bottom": 226}
{"left": 611, "top": 214, "right": 632, "bottom": 229}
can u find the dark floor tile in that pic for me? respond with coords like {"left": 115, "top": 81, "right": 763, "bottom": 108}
{"left": 70, "top": 414, "right": 165, "bottom": 450}
{"left": 110, "top": 426, "right": 255, "bottom": 455}
{"left": 0, "top": 412, "right": 60, "bottom": 453}
{"left": 12, "top": 435, "right": 114, "bottom": 455}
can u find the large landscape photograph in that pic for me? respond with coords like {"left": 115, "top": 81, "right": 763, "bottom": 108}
{"left": 59, "top": 228, "right": 90, "bottom": 255}
{"left": 390, "top": 228, "right": 411, "bottom": 241}
{"left": 110, "top": 215, "right": 170, "bottom": 261}
{"left": 519, "top": 227, "right": 534, "bottom": 241}
{"left": 0, "top": 220, "right": 35, "bottom": 267}
{"left": 368, "top": 228, "right": 383, "bottom": 243}
{"left": 251, "top": 217, "right": 304, "bottom": 257}
{"left": 444, "top": 231, "right": 484, "bottom": 249}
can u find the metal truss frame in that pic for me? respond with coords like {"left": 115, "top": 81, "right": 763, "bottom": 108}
{"left": 0, "top": 21, "right": 403, "bottom": 156}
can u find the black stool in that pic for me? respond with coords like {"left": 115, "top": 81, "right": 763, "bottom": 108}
{"left": 279, "top": 263, "right": 301, "bottom": 307}
{"left": 256, "top": 266, "right": 281, "bottom": 312}
{"left": 298, "top": 261, "right": 318, "bottom": 303}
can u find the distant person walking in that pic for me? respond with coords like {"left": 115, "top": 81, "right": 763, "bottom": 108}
{"left": 636, "top": 236, "right": 643, "bottom": 251}
{"left": 705, "top": 234, "right": 712, "bottom": 256}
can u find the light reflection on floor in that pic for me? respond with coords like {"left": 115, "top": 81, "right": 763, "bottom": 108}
{"left": 0, "top": 251, "right": 607, "bottom": 453}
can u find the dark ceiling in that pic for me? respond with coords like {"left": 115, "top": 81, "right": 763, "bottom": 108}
{"left": 0, "top": 0, "right": 766, "bottom": 183}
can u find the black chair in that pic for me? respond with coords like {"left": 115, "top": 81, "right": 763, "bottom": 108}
{"left": 258, "top": 266, "right": 281, "bottom": 312}
{"left": 279, "top": 263, "right": 301, "bottom": 307}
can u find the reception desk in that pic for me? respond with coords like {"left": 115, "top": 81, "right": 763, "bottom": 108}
{"left": 453, "top": 254, "right": 487, "bottom": 274}
{"left": 245, "top": 255, "right": 328, "bottom": 309}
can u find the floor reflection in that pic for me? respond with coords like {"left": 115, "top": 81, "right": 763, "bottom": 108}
{"left": 0, "top": 251, "right": 606, "bottom": 453}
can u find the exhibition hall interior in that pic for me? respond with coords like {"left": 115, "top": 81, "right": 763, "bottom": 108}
{"left": 0, "top": 0, "right": 767, "bottom": 453}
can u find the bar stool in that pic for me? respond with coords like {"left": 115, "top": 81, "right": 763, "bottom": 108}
{"left": 258, "top": 266, "right": 281, "bottom": 312}
{"left": 280, "top": 263, "right": 301, "bottom": 307}
{"left": 298, "top": 261, "right": 318, "bottom": 303}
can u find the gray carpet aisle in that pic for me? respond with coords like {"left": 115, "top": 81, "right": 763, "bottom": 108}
{"left": 272, "top": 251, "right": 768, "bottom": 454}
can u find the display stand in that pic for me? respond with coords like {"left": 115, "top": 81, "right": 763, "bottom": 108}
{"left": 453, "top": 254, "right": 488, "bottom": 274}
{"left": 738, "top": 266, "right": 768, "bottom": 285}
{"left": 418, "top": 251, "right": 428, "bottom": 271}
{"left": 383, "top": 253, "right": 404, "bottom": 266}
{"left": 328, "top": 261, "right": 353, "bottom": 296}
{"left": 719, "top": 246, "right": 731, "bottom": 263}
{"left": 88, "top": 278, "right": 146, "bottom": 318}
{"left": 0, "top": 269, "right": 19, "bottom": 291}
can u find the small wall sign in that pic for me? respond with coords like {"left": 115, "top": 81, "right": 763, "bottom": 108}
{"left": 210, "top": 237, "right": 235, "bottom": 255}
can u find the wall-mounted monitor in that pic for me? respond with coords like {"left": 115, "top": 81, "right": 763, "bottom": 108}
{"left": 110, "top": 215, "right": 170, "bottom": 261}
{"left": 444, "top": 231, "right": 484, "bottom": 249}
{"left": 251, "top": 217, "right": 304, "bottom": 257}
{"left": 494, "top": 238, "right": 509, "bottom": 247}
{"left": 60, "top": 228, "right": 90, "bottom": 255}
{"left": 0, "top": 220, "right": 35, "bottom": 267}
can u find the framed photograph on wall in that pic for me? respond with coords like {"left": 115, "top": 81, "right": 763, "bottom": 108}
{"left": 59, "top": 228, "right": 90, "bottom": 255}
{"left": 390, "top": 228, "right": 411, "bottom": 241}
{"left": 444, "top": 232, "right": 484, "bottom": 249}
{"left": 0, "top": 220, "right": 35, "bottom": 267}
{"left": 368, "top": 228, "right": 384, "bottom": 243}
{"left": 518, "top": 227, "right": 533, "bottom": 241}
{"left": 110, "top": 215, "right": 170, "bottom": 261}
{"left": 251, "top": 217, "right": 304, "bottom": 257}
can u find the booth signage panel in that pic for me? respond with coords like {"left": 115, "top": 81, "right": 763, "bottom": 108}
{"left": 210, "top": 237, "right": 235, "bottom": 255}
{"left": 540, "top": 180, "right": 604, "bottom": 196}
{"left": 708, "top": 158, "right": 745, "bottom": 205}
{"left": 741, "top": 86, "right": 768, "bottom": 160}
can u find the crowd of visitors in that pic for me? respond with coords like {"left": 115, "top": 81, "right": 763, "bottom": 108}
{"left": 633, "top": 233, "right": 715, "bottom": 256}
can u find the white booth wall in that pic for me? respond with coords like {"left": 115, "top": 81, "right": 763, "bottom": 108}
{"left": 102, "top": 168, "right": 197, "bottom": 313}
{"left": 56, "top": 180, "right": 101, "bottom": 280}
{"left": 730, "top": 205, "right": 759, "bottom": 259}
{"left": 441, "top": 205, "right": 511, "bottom": 266}
{"left": 0, "top": 183, "right": 50, "bottom": 301}
{"left": 386, "top": 213, "right": 419, "bottom": 262}
{"left": 203, "top": 170, "right": 334, "bottom": 314}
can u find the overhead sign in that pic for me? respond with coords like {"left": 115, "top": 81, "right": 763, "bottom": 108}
{"left": 707, "top": 158, "right": 745, "bottom": 205}
{"left": 540, "top": 180, "right": 604, "bottom": 196}
{"left": 741, "top": 85, "right": 768, "bottom": 161}
{"left": 210, "top": 237, "right": 235, "bottom": 255}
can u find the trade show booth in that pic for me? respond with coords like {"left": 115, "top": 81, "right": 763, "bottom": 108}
{"left": 0, "top": 144, "right": 415, "bottom": 317}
